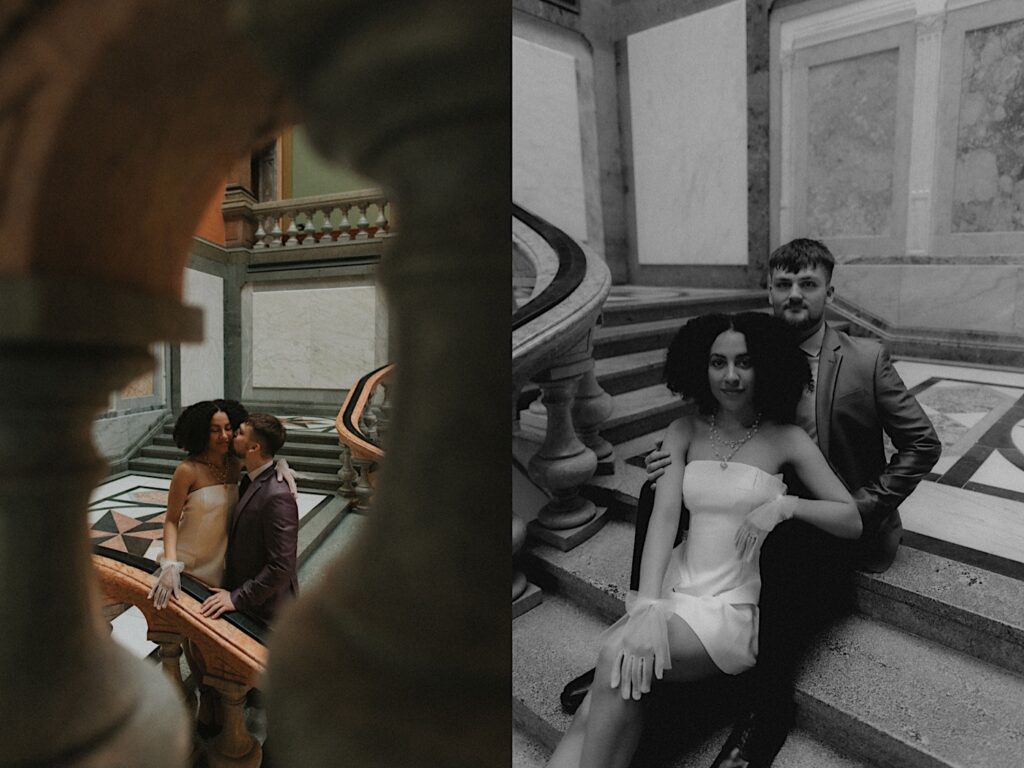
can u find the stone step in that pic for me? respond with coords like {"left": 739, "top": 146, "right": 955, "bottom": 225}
{"left": 127, "top": 457, "right": 342, "bottom": 493}
{"left": 524, "top": 512, "right": 1024, "bottom": 681}
{"left": 593, "top": 317, "right": 685, "bottom": 359}
{"left": 151, "top": 434, "right": 342, "bottom": 459}
{"left": 515, "top": 543, "right": 1024, "bottom": 767}
{"left": 600, "top": 289, "right": 766, "bottom": 328}
{"left": 594, "top": 348, "right": 666, "bottom": 395}
{"left": 512, "top": 592, "right": 875, "bottom": 768}
{"left": 160, "top": 423, "right": 339, "bottom": 446}
{"left": 138, "top": 444, "right": 340, "bottom": 474}
{"left": 599, "top": 384, "right": 695, "bottom": 445}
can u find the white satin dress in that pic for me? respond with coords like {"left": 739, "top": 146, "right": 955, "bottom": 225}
{"left": 657, "top": 460, "right": 786, "bottom": 674}
{"left": 174, "top": 483, "right": 238, "bottom": 588}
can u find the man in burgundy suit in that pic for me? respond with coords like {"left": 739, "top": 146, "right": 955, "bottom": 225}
{"left": 200, "top": 412, "right": 299, "bottom": 623}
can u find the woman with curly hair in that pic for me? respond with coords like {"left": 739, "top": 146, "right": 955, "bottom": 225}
{"left": 546, "top": 312, "right": 861, "bottom": 768}
{"left": 148, "top": 399, "right": 249, "bottom": 607}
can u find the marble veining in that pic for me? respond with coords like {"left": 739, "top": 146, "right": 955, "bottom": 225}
{"left": 806, "top": 48, "right": 899, "bottom": 237}
{"left": 952, "top": 18, "right": 1024, "bottom": 233}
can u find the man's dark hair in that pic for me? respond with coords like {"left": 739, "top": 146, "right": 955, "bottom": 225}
{"left": 173, "top": 400, "right": 248, "bottom": 456}
{"left": 767, "top": 238, "right": 835, "bottom": 282}
{"left": 664, "top": 312, "right": 810, "bottom": 423}
{"left": 245, "top": 413, "right": 287, "bottom": 457}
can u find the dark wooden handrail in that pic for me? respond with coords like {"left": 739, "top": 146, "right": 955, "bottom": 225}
{"left": 512, "top": 203, "right": 588, "bottom": 330}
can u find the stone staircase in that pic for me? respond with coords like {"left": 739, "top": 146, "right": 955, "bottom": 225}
{"left": 129, "top": 405, "right": 345, "bottom": 493}
{"left": 512, "top": 288, "right": 1024, "bottom": 767}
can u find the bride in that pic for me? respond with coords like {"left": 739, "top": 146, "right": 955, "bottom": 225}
{"left": 546, "top": 312, "right": 861, "bottom": 768}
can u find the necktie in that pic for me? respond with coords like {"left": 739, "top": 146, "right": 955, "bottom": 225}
{"left": 239, "top": 474, "right": 251, "bottom": 496}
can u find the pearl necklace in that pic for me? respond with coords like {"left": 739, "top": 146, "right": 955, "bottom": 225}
{"left": 709, "top": 412, "right": 761, "bottom": 469}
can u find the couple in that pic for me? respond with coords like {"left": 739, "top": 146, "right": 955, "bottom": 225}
{"left": 549, "top": 239, "right": 941, "bottom": 768}
{"left": 148, "top": 399, "right": 299, "bottom": 624}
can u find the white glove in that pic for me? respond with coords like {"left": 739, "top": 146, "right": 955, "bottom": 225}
{"left": 275, "top": 458, "right": 298, "bottom": 499}
{"left": 147, "top": 560, "right": 184, "bottom": 610}
{"left": 607, "top": 593, "right": 672, "bottom": 700}
{"left": 735, "top": 494, "right": 799, "bottom": 562}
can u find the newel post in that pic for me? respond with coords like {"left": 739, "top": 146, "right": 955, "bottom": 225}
{"left": 243, "top": 1, "right": 509, "bottom": 764}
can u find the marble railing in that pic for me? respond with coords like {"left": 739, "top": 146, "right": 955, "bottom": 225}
{"left": 247, "top": 189, "right": 391, "bottom": 248}
{"left": 93, "top": 550, "right": 267, "bottom": 768}
{"left": 335, "top": 363, "right": 393, "bottom": 510}
{"left": 512, "top": 205, "right": 613, "bottom": 615}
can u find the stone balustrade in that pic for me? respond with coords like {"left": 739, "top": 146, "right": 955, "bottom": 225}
{"left": 93, "top": 552, "right": 268, "bottom": 768}
{"left": 251, "top": 189, "right": 392, "bottom": 248}
{"left": 335, "top": 364, "right": 393, "bottom": 509}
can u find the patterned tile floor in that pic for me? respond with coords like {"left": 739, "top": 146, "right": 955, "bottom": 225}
{"left": 893, "top": 361, "right": 1024, "bottom": 571}
{"left": 92, "top": 461, "right": 332, "bottom": 659}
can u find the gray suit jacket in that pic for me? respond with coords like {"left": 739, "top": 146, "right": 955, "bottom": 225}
{"left": 813, "top": 324, "right": 941, "bottom": 571}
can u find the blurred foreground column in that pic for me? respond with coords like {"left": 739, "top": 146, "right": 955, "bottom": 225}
{"left": 242, "top": 1, "right": 511, "bottom": 765}
{"left": 0, "top": 2, "right": 285, "bottom": 763}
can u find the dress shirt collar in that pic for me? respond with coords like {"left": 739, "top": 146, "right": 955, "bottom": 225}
{"left": 799, "top": 323, "right": 826, "bottom": 358}
{"left": 247, "top": 459, "right": 274, "bottom": 482}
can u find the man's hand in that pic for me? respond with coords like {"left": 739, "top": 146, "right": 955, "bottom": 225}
{"left": 200, "top": 588, "right": 235, "bottom": 619}
{"left": 644, "top": 440, "right": 671, "bottom": 487}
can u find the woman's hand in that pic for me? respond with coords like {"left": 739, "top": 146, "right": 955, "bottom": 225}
{"left": 610, "top": 599, "right": 671, "bottom": 700}
{"left": 147, "top": 560, "right": 184, "bottom": 609}
{"left": 275, "top": 458, "right": 298, "bottom": 499}
{"left": 735, "top": 494, "right": 798, "bottom": 561}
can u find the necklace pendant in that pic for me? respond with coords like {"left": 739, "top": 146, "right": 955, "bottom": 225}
{"left": 720, "top": 460, "right": 728, "bottom": 470}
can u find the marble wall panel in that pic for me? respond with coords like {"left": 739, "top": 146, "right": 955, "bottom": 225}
{"left": 897, "top": 266, "right": 1017, "bottom": 332}
{"left": 92, "top": 409, "right": 165, "bottom": 460}
{"left": 512, "top": 36, "right": 588, "bottom": 243}
{"left": 832, "top": 264, "right": 903, "bottom": 324}
{"left": 252, "top": 284, "right": 377, "bottom": 390}
{"left": 806, "top": 49, "right": 899, "bottom": 238}
{"left": 952, "top": 18, "right": 1024, "bottom": 233}
{"left": 628, "top": 0, "right": 748, "bottom": 266}
{"left": 181, "top": 268, "right": 225, "bottom": 405}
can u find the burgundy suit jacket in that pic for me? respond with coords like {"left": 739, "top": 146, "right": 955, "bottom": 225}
{"left": 224, "top": 467, "right": 299, "bottom": 622}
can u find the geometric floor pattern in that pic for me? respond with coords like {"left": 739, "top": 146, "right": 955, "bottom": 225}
{"left": 277, "top": 415, "right": 337, "bottom": 433}
{"left": 91, "top": 473, "right": 331, "bottom": 658}
{"left": 883, "top": 361, "right": 1024, "bottom": 569}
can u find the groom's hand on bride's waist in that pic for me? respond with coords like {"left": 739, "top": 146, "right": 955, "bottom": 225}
{"left": 200, "top": 588, "right": 236, "bottom": 619}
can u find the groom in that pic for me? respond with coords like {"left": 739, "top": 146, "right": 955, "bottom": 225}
{"left": 200, "top": 412, "right": 299, "bottom": 623}
{"left": 561, "top": 238, "right": 941, "bottom": 767}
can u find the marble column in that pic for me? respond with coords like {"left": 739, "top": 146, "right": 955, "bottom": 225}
{"left": 0, "top": 279, "right": 197, "bottom": 765}
{"left": 243, "top": 1, "right": 509, "bottom": 765}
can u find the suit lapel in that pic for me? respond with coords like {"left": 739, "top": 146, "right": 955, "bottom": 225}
{"left": 815, "top": 324, "right": 843, "bottom": 457}
{"left": 231, "top": 471, "right": 266, "bottom": 535}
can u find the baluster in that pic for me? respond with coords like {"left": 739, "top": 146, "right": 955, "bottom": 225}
{"left": 527, "top": 371, "right": 605, "bottom": 550}
{"left": 376, "top": 383, "right": 393, "bottom": 442}
{"left": 283, "top": 212, "right": 299, "bottom": 246}
{"left": 268, "top": 215, "right": 283, "bottom": 248}
{"left": 351, "top": 457, "right": 375, "bottom": 512}
{"left": 205, "top": 677, "right": 260, "bottom": 768}
{"left": 361, "top": 408, "right": 379, "bottom": 444}
{"left": 512, "top": 514, "right": 541, "bottom": 618}
{"left": 373, "top": 201, "right": 387, "bottom": 237}
{"left": 253, "top": 216, "right": 268, "bottom": 248}
{"left": 338, "top": 205, "right": 352, "bottom": 240}
{"left": 572, "top": 360, "right": 615, "bottom": 474}
{"left": 320, "top": 207, "right": 336, "bottom": 243}
{"left": 337, "top": 442, "right": 358, "bottom": 498}
{"left": 148, "top": 632, "right": 196, "bottom": 718}
{"left": 354, "top": 203, "right": 370, "bottom": 240}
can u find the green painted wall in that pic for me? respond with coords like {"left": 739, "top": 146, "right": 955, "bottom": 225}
{"left": 291, "top": 125, "right": 377, "bottom": 197}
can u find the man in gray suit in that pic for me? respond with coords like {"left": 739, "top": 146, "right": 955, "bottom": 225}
{"left": 655, "top": 238, "right": 941, "bottom": 767}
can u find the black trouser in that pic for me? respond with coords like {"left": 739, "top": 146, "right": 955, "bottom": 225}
{"left": 631, "top": 481, "right": 855, "bottom": 714}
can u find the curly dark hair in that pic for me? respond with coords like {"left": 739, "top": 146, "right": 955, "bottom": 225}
{"left": 172, "top": 399, "right": 249, "bottom": 456}
{"left": 664, "top": 312, "right": 810, "bottom": 422}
